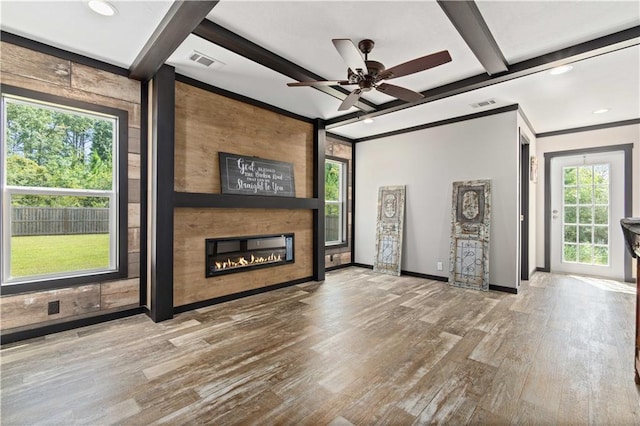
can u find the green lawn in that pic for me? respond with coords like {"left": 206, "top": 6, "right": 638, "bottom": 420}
{"left": 11, "top": 234, "right": 110, "bottom": 278}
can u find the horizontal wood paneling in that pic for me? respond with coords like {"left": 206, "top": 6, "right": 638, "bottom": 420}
{"left": 0, "top": 285, "right": 100, "bottom": 329}
{"left": 174, "top": 81, "right": 314, "bottom": 197}
{"left": 0, "top": 41, "right": 142, "bottom": 332}
{"left": 101, "top": 279, "right": 139, "bottom": 310}
{"left": 174, "top": 208, "right": 313, "bottom": 307}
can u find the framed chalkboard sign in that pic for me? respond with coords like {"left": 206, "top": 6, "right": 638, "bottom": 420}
{"left": 219, "top": 152, "right": 296, "bottom": 197}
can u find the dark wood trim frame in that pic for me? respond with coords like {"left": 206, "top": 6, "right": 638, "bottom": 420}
{"left": 352, "top": 104, "right": 519, "bottom": 143}
{"left": 489, "top": 284, "right": 519, "bottom": 294}
{"left": 129, "top": 1, "right": 219, "bottom": 81}
{"left": 0, "top": 307, "right": 144, "bottom": 345}
{"left": 351, "top": 141, "right": 357, "bottom": 264}
{"left": 175, "top": 74, "right": 312, "bottom": 124}
{"left": 313, "top": 119, "right": 326, "bottom": 281}
{"left": 520, "top": 130, "right": 530, "bottom": 281}
{"left": 537, "top": 118, "right": 640, "bottom": 138}
{"left": 325, "top": 264, "right": 353, "bottom": 272}
{"left": 437, "top": 0, "right": 508, "bottom": 75}
{"left": 326, "top": 132, "right": 354, "bottom": 144}
{"left": 0, "top": 31, "right": 129, "bottom": 77}
{"left": 173, "top": 277, "right": 312, "bottom": 314}
{"left": 327, "top": 26, "right": 640, "bottom": 128}
{"left": 139, "top": 81, "right": 149, "bottom": 307}
{"left": 147, "top": 65, "right": 175, "bottom": 322}
{"left": 174, "top": 192, "right": 318, "bottom": 209}
{"left": 518, "top": 107, "right": 536, "bottom": 135}
{"left": 543, "top": 144, "right": 634, "bottom": 281}
{"left": 0, "top": 84, "right": 128, "bottom": 295}
{"left": 192, "top": 20, "right": 377, "bottom": 113}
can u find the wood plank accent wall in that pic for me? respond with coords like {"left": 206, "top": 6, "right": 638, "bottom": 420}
{"left": 325, "top": 137, "right": 353, "bottom": 268}
{"left": 174, "top": 81, "right": 314, "bottom": 197}
{"left": 0, "top": 42, "right": 141, "bottom": 333}
{"left": 173, "top": 81, "right": 315, "bottom": 307}
{"left": 174, "top": 208, "right": 313, "bottom": 307}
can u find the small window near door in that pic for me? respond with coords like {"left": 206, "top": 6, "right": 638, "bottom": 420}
{"left": 562, "top": 164, "right": 610, "bottom": 266}
{"left": 325, "top": 158, "right": 347, "bottom": 246}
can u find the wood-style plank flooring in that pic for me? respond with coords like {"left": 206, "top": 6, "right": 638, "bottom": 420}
{"left": 1, "top": 267, "right": 639, "bottom": 425}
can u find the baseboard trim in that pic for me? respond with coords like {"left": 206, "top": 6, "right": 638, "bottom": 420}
{"left": 325, "top": 263, "right": 353, "bottom": 272}
{"left": 173, "top": 277, "right": 313, "bottom": 314}
{"left": 536, "top": 267, "right": 550, "bottom": 272}
{"left": 353, "top": 263, "right": 374, "bottom": 270}
{"left": 489, "top": 284, "right": 518, "bottom": 294}
{"left": 1, "top": 307, "right": 144, "bottom": 345}
{"left": 400, "top": 270, "right": 448, "bottom": 282}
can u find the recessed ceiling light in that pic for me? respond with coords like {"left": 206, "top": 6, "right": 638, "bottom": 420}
{"left": 88, "top": 0, "right": 117, "bottom": 16}
{"left": 363, "top": 118, "right": 374, "bottom": 124}
{"left": 593, "top": 108, "right": 610, "bottom": 114}
{"left": 549, "top": 65, "right": 573, "bottom": 75}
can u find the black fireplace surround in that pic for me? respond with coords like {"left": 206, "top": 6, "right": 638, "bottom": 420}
{"left": 205, "top": 233, "right": 294, "bottom": 277}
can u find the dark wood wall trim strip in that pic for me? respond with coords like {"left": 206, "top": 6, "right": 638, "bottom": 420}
{"left": 437, "top": 0, "right": 508, "bottom": 75}
{"left": 0, "top": 307, "right": 144, "bottom": 345}
{"left": 313, "top": 119, "right": 326, "bottom": 281}
{"left": 139, "top": 82, "right": 149, "bottom": 306}
{"left": 173, "top": 277, "right": 312, "bottom": 314}
{"left": 175, "top": 73, "right": 313, "bottom": 123}
{"left": 129, "top": 1, "right": 219, "bottom": 80}
{"left": 400, "top": 270, "right": 449, "bottom": 282}
{"left": 536, "top": 118, "right": 640, "bottom": 138}
{"left": 148, "top": 65, "right": 175, "bottom": 322}
{"left": 173, "top": 192, "right": 319, "bottom": 209}
{"left": 353, "top": 104, "right": 519, "bottom": 142}
{"left": 518, "top": 107, "right": 536, "bottom": 135}
{"left": 351, "top": 142, "right": 357, "bottom": 264}
{"left": 325, "top": 264, "right": 353, "bottom": 272}
{"left": 543, "top": 144, "right": 634, "bottom": 281}
{"left": 192, "top": 20, "right": 377, "bottom": 112}
{"left": 326, "top": 132, "right": 355, "bottom": 144}
{"left": 1, "top": 31, "right": 129, "bottom": 77}
{"left": 327, "top": 27, "right": 640, "bottom": 128}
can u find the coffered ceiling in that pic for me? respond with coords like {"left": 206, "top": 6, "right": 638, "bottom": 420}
{"left": 1, "top": 1, "right": 639, "bottom": 139}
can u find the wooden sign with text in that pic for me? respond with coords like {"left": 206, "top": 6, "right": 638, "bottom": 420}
{"left": 219, "top": 152, "right": 295, "bottom": 197}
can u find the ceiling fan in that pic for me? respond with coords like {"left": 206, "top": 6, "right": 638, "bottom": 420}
{"left": 287, "top": 39, "right": 452, "bottom": 111}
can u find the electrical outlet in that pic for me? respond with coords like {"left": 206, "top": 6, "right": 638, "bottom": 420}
{"left": 437, "top": 262, "right": 443, "bottom": 271}
{"left": 330, "top": 254, "right": 334, "bottom": 261}
{"left": 48, "top": 300, "right": 60, "bottom": 315}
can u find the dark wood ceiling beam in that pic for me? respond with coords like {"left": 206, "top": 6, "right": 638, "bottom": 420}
{"left": 437, "top": 0, "right": 508, "bottom": 75}
{"left": 327, "top": 26, "right": 640, "bottom": 129}
{"left": 129, "top": 1, "right": 219, "bottom": 81}
{"left": 193, "top": 20, "right": 377, "bottom": 113}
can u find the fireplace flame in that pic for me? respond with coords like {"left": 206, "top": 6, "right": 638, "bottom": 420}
{"left": 215, "top": 252, "right": 283, "bottom": 270}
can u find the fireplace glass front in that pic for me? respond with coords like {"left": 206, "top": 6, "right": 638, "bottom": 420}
{"left": 205, "top": 233, "right": 294, "bottom": 277}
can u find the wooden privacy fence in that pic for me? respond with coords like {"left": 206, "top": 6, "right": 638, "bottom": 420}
{"left": 12, "top": 207, "right": 109, "bottom": 236}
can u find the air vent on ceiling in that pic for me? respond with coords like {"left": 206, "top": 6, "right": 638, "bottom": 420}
{"left": 470, "top": 99, "right": 497, "bottom": 108}
{"left": 188, "top": 51, "right": 222, "bottom": 68}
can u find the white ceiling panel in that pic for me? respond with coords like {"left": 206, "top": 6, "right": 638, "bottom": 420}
{"left": 476, "top": 0, "right": 640, "bottom": 63}
{"left": 167, "top": 34, "right": 347, "bottom": 120}
{"left": 330, "top": 44, "right": 640, "bottom": 139}
{"left": 207, "top": 1, "right": 486, "bottom": 107}
{"left": 0, "top": 1, "right": 174, "bottom": 68}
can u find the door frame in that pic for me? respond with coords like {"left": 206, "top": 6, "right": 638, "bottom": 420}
{"left": 520, "top": 130, "right": 530, "bottom": 281}
{"left": 543, "top": 143, "right": 633, "bottom": 282}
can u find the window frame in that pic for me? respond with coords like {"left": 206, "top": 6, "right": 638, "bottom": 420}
{"left": 0, "top": 84, "right": 128, "bottom": 295}
{"left": 325, "top": 156, "right": 348, "bottom": 248}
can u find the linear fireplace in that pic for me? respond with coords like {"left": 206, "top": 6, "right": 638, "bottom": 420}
{"left": 205, "top": 233, "right": 294, "bottom": 277}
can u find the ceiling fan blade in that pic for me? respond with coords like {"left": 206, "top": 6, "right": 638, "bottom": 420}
{"left": 338, "top": 88, "right": 362, "bottom": 111}
{"left": 377, "top": 50, "right": 452, "bottom": 81}
{"left": 287, "top": 80, "right": 351, "bottom": 87}
{"left": 332, "top": 39, "right": 368, "bottom": 75}
{"left": 376, "top": 83, "right": 424, "bottom": 102}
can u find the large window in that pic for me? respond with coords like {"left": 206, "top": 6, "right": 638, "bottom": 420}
{"left": 325, "top": 157, "right": 347, "bottom": 246}
{"left": 1, "top": 86, "right": 127, "bottom": 290}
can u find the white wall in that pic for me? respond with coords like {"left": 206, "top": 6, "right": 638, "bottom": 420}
{"left": 518, "top": 112, "right": 537, "bottom": 278}
{"left": 355, "top": 111, "right": 520, "bottom": 289}
{"left": 535, "top": 123, "right": 640, "bottom": 270}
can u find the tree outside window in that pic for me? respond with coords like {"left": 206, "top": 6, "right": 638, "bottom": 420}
{"left": 325, "top": 158, "right": 347, "bottom": 245}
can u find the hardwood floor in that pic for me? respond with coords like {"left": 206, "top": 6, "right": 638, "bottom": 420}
{"left": 1, "top": 267, "right": 639, "bottom": 425}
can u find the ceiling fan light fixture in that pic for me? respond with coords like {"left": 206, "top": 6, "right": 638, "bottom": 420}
{"left": 549, "top": 65, "right": 573, "bottom": 75}
{"left": 88, "top": 0, "right": 117, "bottom": 16}
{"left": 593, "top": 108, "right": 610, "bottom": 114}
